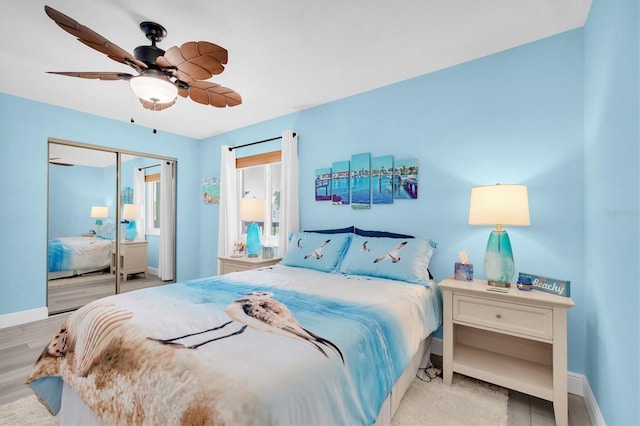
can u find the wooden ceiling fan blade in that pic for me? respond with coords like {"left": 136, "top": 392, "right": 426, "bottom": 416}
{"left": 180, "top": 41, "right": 228, "bottom": 65}
{"left": 49, "top": 161, "right": 74, "bottom": 167}
{"left": 47, "top": 71, "right": 134, "bottom": 81}
{"left": 188, "top": 81, "right": 242, "bottom": 108}
{"left": 157, "top": 41, "right": 227, "bottom": 81}
{"left": 44, "top": 6, "right": 147, "bottom": 71}
{"left": 177, "top": 87, "right": 190, "bottom": 98}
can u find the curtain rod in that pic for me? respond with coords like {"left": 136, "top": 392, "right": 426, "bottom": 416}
{"left": 228, "top": 132, "right": 297, "bottom": 151}
{"left": 138, "top": 164, "right": 160, "bottom": 171}
{"left": 138, "top": 161, "right": 173, "bottom": 171}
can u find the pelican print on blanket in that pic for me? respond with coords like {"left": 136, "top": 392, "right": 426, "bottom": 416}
{"left": 26, "top": 266, "right": 441, "bottom": 425}
{"left": 149, "top": 291, "right": 345, "bottom": 363}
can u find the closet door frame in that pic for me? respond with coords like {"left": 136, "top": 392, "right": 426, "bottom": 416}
{"left": 47, "top": 137, "right": 177, "bottom": 305}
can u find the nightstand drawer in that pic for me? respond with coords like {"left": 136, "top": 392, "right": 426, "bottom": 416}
{"left": 453, "top": 294, "right": 553, "bottom": 340}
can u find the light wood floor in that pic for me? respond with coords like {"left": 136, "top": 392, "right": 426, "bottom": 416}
{"left": 1, "top": 314, "right": 592, "bottom": 425}
{"left": 48, "top": 271, "right": 167, "bottom": 314}
{"left": 430, "top": 355, "right": 592, "bottom": 426}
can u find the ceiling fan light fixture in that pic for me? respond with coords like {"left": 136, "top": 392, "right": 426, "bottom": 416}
{"left": 129, "top": 72, "right": 177, "bottom": 104}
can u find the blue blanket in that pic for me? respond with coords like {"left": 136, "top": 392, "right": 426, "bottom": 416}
{"left": 47, "top": 237, "right": 111, "bottom": 273}
{"left": 27, "top": 265, "right": 441, "bottom": 424}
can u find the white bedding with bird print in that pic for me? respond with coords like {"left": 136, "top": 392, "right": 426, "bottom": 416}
{"left": 26, "top": 264, "right": 441, "bottom": 425}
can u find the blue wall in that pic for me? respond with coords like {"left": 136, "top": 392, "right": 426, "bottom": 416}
{"left": 202, "top": 29, "right": 587, "bottom": 373}
{"left": 584, "top": 0, "right": 639, "bottom": 425}
{"left": 49, "top": 164, "right": 115, "bottom": 238}
{"left": 0, "top": 94, "right": 202, "bottom": 315}
{"left": 1, "top": 3, "right": 638, "bottom": 422}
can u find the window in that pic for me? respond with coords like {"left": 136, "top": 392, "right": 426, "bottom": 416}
{"left": 236, "top": 151, "right": 281, "bottom": 247}
{"left": 145, "top": 173, "right": 161, "bottom": 235}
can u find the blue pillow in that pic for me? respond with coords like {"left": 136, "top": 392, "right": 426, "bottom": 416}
{"left": 282, "top": 232, "right": 353, "bottom": 272}
{"left": 339, "top": 234, "right": 436, "bottom": 284}
{"left": 95, "top": 222, "right": 115, "bottom": 240}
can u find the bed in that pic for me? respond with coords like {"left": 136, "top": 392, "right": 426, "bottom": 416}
{"left": 48, "top": 236, "right": 113, "bottom": 280}
{"left": 28, "top": 229, "right": 441, "bottom": 425}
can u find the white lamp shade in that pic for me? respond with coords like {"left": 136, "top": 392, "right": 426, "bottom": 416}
{"left": 129, "top": 73, "right": 177, "bottom": 104}
{"left": 122, "top": 204, "right": 141, "bottom": 221}
{"left": 239, "top": 198, "right": 266, "bottom": 222}
{"left": 468, "top": 184, "right": 530, "bottom": 227}
{"left": 90, "top": 206, "right": 108, "bottom": 219}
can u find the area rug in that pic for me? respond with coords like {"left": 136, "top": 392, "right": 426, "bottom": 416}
{"left": 0, "top": 395, "right": 57, "bottom": 426}
{"left": 1, "top": 373, "right": 507, "bottom": 426}
{"left": 391, "top": 373, "right": 509, "bottom": 425}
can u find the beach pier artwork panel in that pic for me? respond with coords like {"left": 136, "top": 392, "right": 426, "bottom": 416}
{"left": 331, "top": 161, "right": 350, "bottom": 205}
{"left": 315, "top": 168, "right": 332, "bottom": 201}
{"left": 351, "top": 153, "right": 371, "bottom": 210}
{"left": 372, "top": 155, "right": 394, "bottom": 204}
{"left": 393, "top": 159, "right": 419, "bottom": 200}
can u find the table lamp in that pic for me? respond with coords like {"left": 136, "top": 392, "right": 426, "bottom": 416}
{"left": 122, "top": 204, "right": 141, "bottom": 241}
{"left": 90, "top": 206, "right": 108, "bottom": 228}
{"left": 240, "top": 198, "right": 266, "bottom": 257}
{"left": 468, "top": 184, "right": 530, "bottom": 287}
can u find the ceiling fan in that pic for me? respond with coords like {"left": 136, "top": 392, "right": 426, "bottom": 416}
{"left": 44, "top": 5, "right": 241, "bottom": 111}
{"left": 49, "top": 157, "right": 74, "bottom": 167}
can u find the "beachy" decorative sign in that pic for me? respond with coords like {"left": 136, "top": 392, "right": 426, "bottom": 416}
{"left": 518, "top": 272, "right": 570, "bottom": 297}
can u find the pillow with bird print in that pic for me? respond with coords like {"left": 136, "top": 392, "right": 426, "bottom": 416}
{"left": 338, "top": 234, "right": 436, "bottom": 284}
{"left": 281, "top": 231, "right": 353, "bottom": 273}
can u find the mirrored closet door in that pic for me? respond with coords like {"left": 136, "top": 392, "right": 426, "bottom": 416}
{"left": 47, "top": 141, "right": 176, "bottom": 314}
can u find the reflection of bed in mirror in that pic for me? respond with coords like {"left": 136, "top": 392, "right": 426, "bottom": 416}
{"left": 47, "top": 141, "right": 177, "bottom": 313}
{"left": 48, "top": 236, "right": 112, "bottom": 280}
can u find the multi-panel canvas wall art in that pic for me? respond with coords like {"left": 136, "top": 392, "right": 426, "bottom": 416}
{"left": 351, "top": 153, "right": 371, "bottom": 210}
{"left": 393, "top": 159, "right": 419, "bottom": 199}
{"left": 331, "top": 161, "right": 351, "bottom": 205}
{"left": 372, "top": 155, "right": 394, "bottom": 204}
{"left": 315, "top": 168, "right": 332, "bottom": 201}
{"left": 318, "top": 154, "right": 418, "bottom": 207}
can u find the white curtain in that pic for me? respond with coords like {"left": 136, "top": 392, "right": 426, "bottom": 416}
{"left": 217, "top": 145, "right": 239, "bottom": 260}
{"left": 278, "top": 130, "right": 299, "bottom": 255}
{"left": 133, "top": 168, "right": 145, "bottom": 240}
{"left": 159, "top": 161, "right": 175, "bottom": 280}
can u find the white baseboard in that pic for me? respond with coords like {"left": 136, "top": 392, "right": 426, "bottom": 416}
{"left": 148, "top": 266, "right": 159, "bottom": 277}
{"left": 431, "top": 337, "right": 604, "bottom": 425}
{"left": 568, "top": 371, "right": 584, "bottom": 396}
{"left": 0, "top": 307, "right": 48, "bottom": 329}
{"left": 579, "top": 373, "right": 606, "bottom": 426}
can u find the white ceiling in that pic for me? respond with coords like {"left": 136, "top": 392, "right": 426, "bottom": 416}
{"left": 1, "top": 1, "right": 591, "bottom": 140}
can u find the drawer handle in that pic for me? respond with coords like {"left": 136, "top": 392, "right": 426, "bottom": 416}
{"left": 495, "top": 313, "right": 502, "bottom": 319}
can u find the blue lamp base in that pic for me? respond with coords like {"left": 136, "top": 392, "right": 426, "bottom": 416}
{"left": 126, "top": 220, "right": 137, "bottom": 241}
{"left": 484, "top": 230, "right": 515, "bottom": 287}
{"left": 246, "top": 223, "right": 261, "bottom": 257}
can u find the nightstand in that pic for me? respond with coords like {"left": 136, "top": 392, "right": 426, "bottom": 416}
{"left": 438, "top": 278, "right": 575, "bottom": 426}
{"left": 111, "top": 240, "right": 148, "bottom": 281}
{"left": 217, "top": 256, "right": 282, "bottom": 274}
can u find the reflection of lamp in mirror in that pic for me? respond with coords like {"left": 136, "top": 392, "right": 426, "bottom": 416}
{"left": 240, "top": 198, "right": 266, "bottom": 258}
{"left": 122, "top": 204, "right": 141, "bottom": 241}
{"left": 90, "top": 206, "right": 108, "bottom": 229}
{"left": 468, "top": 184, "right": 530, "bottom": 287}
